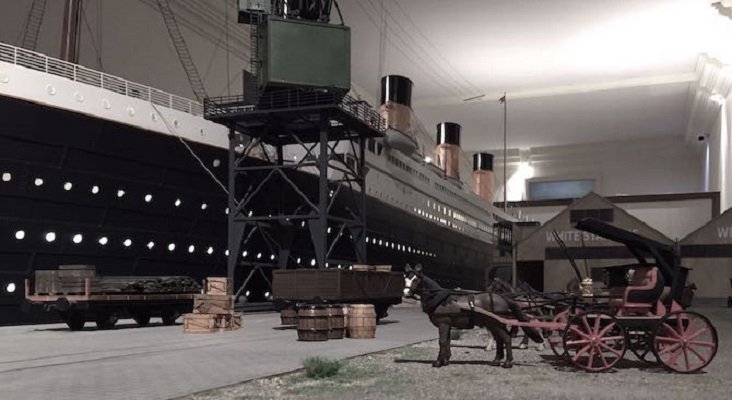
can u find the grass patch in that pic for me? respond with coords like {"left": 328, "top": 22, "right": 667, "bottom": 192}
{"left": 302, "top": 356, "right": 343, "bottom": 379}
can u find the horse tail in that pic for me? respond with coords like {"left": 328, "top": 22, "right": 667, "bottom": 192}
{"left": 503, "top": 296, "right": 544, "bottom": 343}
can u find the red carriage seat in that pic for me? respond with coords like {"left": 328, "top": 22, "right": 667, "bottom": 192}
{"left": 613, "top": 266, "right": 666, "bottom": 316}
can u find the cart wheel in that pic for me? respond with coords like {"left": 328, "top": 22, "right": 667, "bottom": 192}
{"left": 132, "top": 310, "right": 151, "bottom": 327}
{"left": 547, "top": 310, "right": 569, "bottom": 358}
{"left": 95, "top": 312, "right": 118, "bottom": 330}
{"left": 627, "top": 330, "right": 657, "bottom": 364}
{"left": 653, "top": 311, "right": 718, "bottom": 373}
{"left": 563, "top": 312, "right": 626, "bottom": 372}
{"left": 161, "top": 309, "right": 179, "bottom": 325}
{"left": 65, "top": 312, "right": 86, "bottom": 331}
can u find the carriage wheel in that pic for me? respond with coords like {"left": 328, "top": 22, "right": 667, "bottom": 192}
{"left": 563, "top": 312, "right": 626, "bottom": 372}
{"left": 653, "top": 311, "right": 718, "bottom": 373}
{"left": 627, "top": 330, "right": 657, "bottom": 364}
{"left": 547, "top": 310, "right": 569, "bottom": 358}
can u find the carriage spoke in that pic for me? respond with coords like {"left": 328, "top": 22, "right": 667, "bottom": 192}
{"left": 660, "top": 323, "right": 681, "bottom": 339}
{"left": 676, "top": 315, "right": 684, "bottom": 337}
{"left": 655, "top": 336, "right": 681, "bottom": 343}
{"left": 593, "top": 314, "right": 601, "bottom": 335}
{"left": 598, "top": 342, "right": 623, "bottom": 358}
{"left": 567, "top": 339, "right": 591, "bottom": 346}
{"left": 686, "top": 327, "right": 709, "bottom": 341}
{"left": 683, "top": 348, "right": 690, "bottom": 371}
{"left": 687, "top": 345, "right": 708, "bottom": 364}
{"left": 598, "top": 347, "right": 610, "bottom": 368}
{"left": 573, "top": 344, "right": 592, "bottom": 362}
{"left": 569, "top": 326, "right": 592, "bottom": 340}
{"left": 666, "top": 346, "right": 685, "bottom": 367}
{"left": 599, "top": 335, "right": 624, "bottom": 343}
{"left": 688, "top": 340, "right": 715, "bottom": 348}
{"left": 586, "top": 347, "right": 596, "bottom": 369}
{"left": 658, "top": 342, "right": 682, "bottom": 355}
{"left": 581, "top": 316, "right": 592, "bottom": 336}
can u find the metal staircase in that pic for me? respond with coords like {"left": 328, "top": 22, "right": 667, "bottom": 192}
{"left": 20, "top": 0, "right": 48, "bottom": 51}
{"left": 156, "top": 0, "right": 207, "bottom": 102}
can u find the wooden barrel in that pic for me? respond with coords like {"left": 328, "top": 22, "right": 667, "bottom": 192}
{"left": 347, "top": 304, "right": 376, "bottom": 339}
{"left": 280, "top": 307, "right": 298, "bottom": 326}
{"left": 297, "top": 304, "right": 329, "bottom": 341}
{"left": 327, "top": 305, "right": 346, "bottom": 339}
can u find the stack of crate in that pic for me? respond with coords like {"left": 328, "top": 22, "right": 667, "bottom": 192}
{"left": 183, "top": 277, "right": 242, "bottom": 333}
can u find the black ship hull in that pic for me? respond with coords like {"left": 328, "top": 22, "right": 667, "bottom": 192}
{"left": 0, "top": 95, "right": 494, "bottom": 325}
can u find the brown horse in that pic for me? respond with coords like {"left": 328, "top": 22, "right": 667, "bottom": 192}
{"left": 404, "top": 264, "right": 543, "bottom": 368}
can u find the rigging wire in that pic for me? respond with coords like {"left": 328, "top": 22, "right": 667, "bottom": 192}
{"left": 364, "top": 0, "right": 475, "bottom": 98}
{"left": 149, "top": 102, "right": 229, "bottom": 195}
{"left": 354, "top": 1, "right": 463, "bottom": 98}
{"left": 377, "top": 0, "right": 386, "bottom": 82}
{"left": 388, "top": 0, "right": 481, "bottom": 96}
{"left": 225, "top": 0, "right": 231, "bottom": 96}
{"left": 81, "top": 3, "right": 103, "bottom": 71}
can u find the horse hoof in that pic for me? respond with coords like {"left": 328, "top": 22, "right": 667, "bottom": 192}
{"left": 432, "top": 361, "right": 443, "bottom": 368}
{"left": 502, "top": 361, "right": 513, "bottom": 369}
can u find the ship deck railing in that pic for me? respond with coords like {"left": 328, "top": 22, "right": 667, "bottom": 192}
{"left": 0, "top": 42, "right": 202, "bottom": 116}
{"left": 203, "top": 89, "right": 387, "bottom": 135}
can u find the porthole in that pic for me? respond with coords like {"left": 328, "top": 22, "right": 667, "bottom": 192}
{"left": 147, "top": 241, "right": 155, "bottom": 250}
{"left": 117, "top": 189, "right": 126, "bottom": 198}
{"left": 91, "top": 185, "right": 100, "bottom": 194}
{"left": 201, "top": 203, "right": 208, "bottom": 210}
{"left": 144, "top": 194, "right": 153, "bottom": 203}
{"left": 224, "top": 250, "right": 230, "bottom": 256}
{"left": 225, "top": 208, "right": 229, "bottom": 215}
{"left": 45, "top": 232, "right": 56, "bottom": 242}
{"left": 98, "top": 236, "right": 109, "bottom": 245}
{"left": 72, "top": 234, "right": 83, "bottom": 244}
{"left": 297, "top": 257, "right": 302, "bottom": 264}
{"left": 242, "top": 250, "right": 248, "bottom": 257}
{"left": 245, "top": 290, "right": 251, "bottom": 297}
{"left": 168, "top": 243, "right": 176, "bottom": 251}
{"left": 310, "top": 259, "right": 316, "bottom": 266}
{"left": 15, "top": 230, "right": 25, "bottom": 240}
{"left": 34, "top": 178, "right": 44, "bottom": 187}
{"left": 175, "top": 199, "right": 182, "bottom": 207}
{"left": 123, "top": 239, "right": 132, "bottom": 247}
{"left": 63, "top": 182, "right": 73, "bottom": 191}
{"left": 6, "top": 282, "right": 16, "bottom": 293}
{"left": 207, "top": 247, "right": 214, "bottom": 255}
{"left": 213, "top": 159, "right": 221, "bottom": 168}
{"left": 188, "top": 245, "right": 195, "bottom": 253}
{"left": 256, "top": 252, "right": 262, "bottom": 259}
{"left": 1, "top": 173, "right": 11, "bottom": 182}
{"left": 270, "top": 254, "right": 275, "bottom": 260}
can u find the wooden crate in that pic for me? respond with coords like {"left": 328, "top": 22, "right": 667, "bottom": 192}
{"left": 205, "top": 277, "right": 230, "bottom": 295}
{"left": 193, "top": 294, "right": 233, "bottom": 314}
{"left": 220, "top": 312, "right": 242, "bottom": 331}
{"left": 34, "top": 268, "right": 96, "bottom": 295}
{"left": 183, "top": 313, "right": 219, "bottom": 333}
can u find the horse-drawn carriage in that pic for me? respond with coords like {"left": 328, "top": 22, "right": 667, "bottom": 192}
{"left": 405, "top": 218, "right": 718, "bottom": 373}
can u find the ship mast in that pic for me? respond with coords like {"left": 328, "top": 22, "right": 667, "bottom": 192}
{"left": 60, "top": 0, "right": 82, "bottom": 63}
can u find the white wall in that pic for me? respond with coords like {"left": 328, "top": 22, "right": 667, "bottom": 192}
{"left": 490, "top": 136, "right": 703, "bottom": 202}
{"left": 706, "top": 94, "right": 732, "bottom": 212}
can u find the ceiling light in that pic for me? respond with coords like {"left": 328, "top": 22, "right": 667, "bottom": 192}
{"left": 15, "top": 230, "right": 25, "bottom": 240}
{"left": 98, "top": 236, "right": 109, "bottom": 245}
{"left": 45, "top": 232, "right": 56, "bottom": 242}
{"left": 72, "top": 234, "right": 83, "bottom": 244}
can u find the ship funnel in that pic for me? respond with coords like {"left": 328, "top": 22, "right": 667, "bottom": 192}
{"left": 435, "top": 122, "right": 461, "bottom": 180}
{"left": 379, "top": 75, "right": 417, "bottom": 155}
{"left": 472, "top": 152, "right": 494, "bottom": 204}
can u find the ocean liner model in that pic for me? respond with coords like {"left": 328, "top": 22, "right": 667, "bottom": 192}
{"left": 0, "top": 1, "right": 513, "bottom": 325}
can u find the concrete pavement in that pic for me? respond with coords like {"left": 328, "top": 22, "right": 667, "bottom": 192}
{"left": 0, "top": 304, "right": 435, "bottom": 400}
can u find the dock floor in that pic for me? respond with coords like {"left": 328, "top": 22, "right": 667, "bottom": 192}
{"left": 0, "top": 304, "right": 434, "bottom": 400}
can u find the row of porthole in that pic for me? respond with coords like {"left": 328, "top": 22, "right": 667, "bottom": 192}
{"left": 12, "top": 230, "right": 216, "bottom": 255}
{"left": 364, "top": 236, "right": 436, "bottom": 258}
{"left": 1, "top": 172, "right": 217, "bottom": 212}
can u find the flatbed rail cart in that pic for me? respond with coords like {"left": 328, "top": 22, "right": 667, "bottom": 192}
{"left": 25, "top": 267, "right": 199, "bottom": 330}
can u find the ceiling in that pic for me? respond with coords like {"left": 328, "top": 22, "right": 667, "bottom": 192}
{"left": 337, "top": 0, "right": 732, "bottom": 150}
{"left": 1, "top": 0, "right": 731, "bottom": 152}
